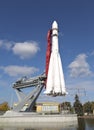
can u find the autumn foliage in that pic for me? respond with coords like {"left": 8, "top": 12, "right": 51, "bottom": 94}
{"left": 0, "top": 102, "right": 10, "bottom": 111}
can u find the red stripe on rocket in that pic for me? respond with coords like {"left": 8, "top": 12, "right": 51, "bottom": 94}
{"left": 45, "top": 30, "right": 52, "bottom": 77}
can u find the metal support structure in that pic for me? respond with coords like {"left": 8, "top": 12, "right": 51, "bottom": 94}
{"left": 13, "top": 74, "right": 46, "bottom": 112}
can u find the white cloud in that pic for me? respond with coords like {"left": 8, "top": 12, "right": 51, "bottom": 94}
{"left": 0, "top": 65, "right": 39, "bottom": 77}
{"left": 0, "top": 40, "right": 12, "bottom": 50}
{"left": 0, "top": 40, "right": 40, "bottom": 59}
{"left": 12, "top": 41, "right": 40, "bottom": 59}
{"left": 68, "top": 54, "right": 92, "bottom": 77}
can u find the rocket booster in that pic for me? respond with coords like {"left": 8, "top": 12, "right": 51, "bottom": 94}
{"left": 44, "top": 21, "right": 67, "bottom": 96}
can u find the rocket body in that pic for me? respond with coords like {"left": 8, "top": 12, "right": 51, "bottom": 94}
{"left": 45, "top": 21, "right": 67, "bottom": 96}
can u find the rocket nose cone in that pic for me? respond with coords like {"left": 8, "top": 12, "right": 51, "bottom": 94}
{"left": 52, "top": 21, "right": 58, "bottom": 29}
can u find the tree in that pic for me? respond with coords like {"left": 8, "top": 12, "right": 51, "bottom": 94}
{"left": 73, "top": 94, "right": 83, "bottom": 116}
{"left": 91, "top": 102, "right": 94, "bottom": 112}
{"left": 83, "top": 101, "right": 94, "bottom": 114}
{"left": 60, "top": 101, "right": 72, "bottom": 113}
{"left": 0, "top": 102, "right": 10, "bottom": 111}
{"left": 61, "top": 102, "right": 71, "bottom": 110}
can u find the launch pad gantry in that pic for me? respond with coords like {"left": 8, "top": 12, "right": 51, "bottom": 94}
{"left": 12, "top": 74, "right": 46, "bottom": 112}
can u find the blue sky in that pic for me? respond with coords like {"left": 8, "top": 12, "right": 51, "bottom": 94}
{"left": 0, "top": 0, "right": 94, "bottom": 105}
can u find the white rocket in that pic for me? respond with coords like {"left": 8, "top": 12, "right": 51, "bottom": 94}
{"left": 44, "top": 21, "right": 67, "bottom": 96}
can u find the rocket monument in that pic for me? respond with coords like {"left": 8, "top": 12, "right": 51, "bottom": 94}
{"left": 45, "top": 21, "right": 67, "bottom": 96}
